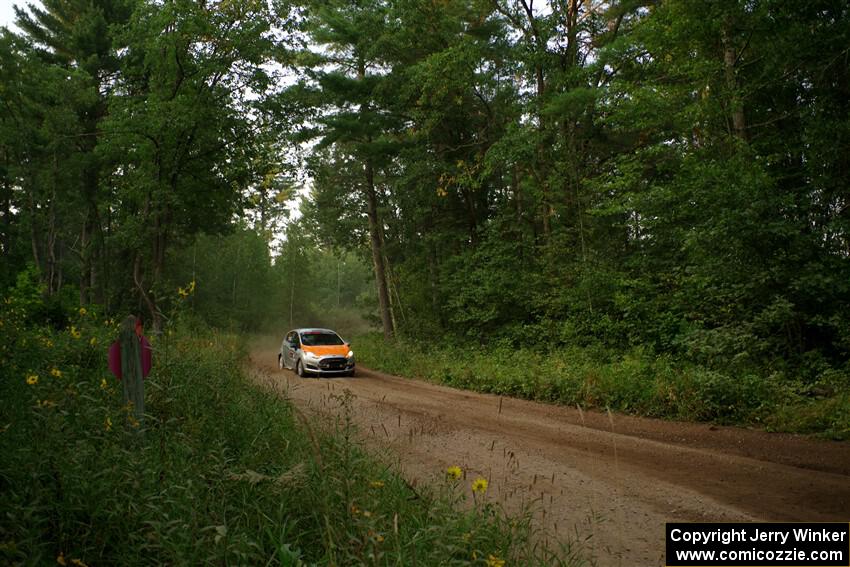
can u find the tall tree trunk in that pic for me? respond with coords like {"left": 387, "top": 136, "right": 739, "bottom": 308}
{"left": 536, "top": 70, "right": 552, "bottom": 243}
{"left": 148, "top": 205, "right": 170, "bottom": 332}
{"left": 79, "top": 212, "right": 92, "bottom": 305}
{"left": 78, "top": 147, "right": 101, "bottom": 305}
{"left": 461, "top": 187, "right": 479, "bottom": 244}
{"left": 134, "top": 191, "right": 161, "bottom": 332}
{"left": 721, "top": 20, "right": 746, "bottom": 140}
{"left": 1, "top": 154, "right": 11, "bottom": 260}
{"left": 56, "top": 244, "right": 63, "bottom": 291}
{"left": 28, "top": 188, "right": 41, "bottom": 272}
{"left": 364, "top": 159, "right": 395, "bottom": 339}
{"left": 133, "top": 252, "right": 157, "bottom": 331}
{"left": 47, "top": 185, "right": 58, "bottom": 295}
{"left": 89, "top": 202, "right": 105, "bottom": 305}
{"left": 524, "top": 1, "right": 552, "bottom": 243}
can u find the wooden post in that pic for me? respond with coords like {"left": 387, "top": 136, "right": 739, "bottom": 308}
{"left": 120, "top": 315, "right": 144, "bottom": 425}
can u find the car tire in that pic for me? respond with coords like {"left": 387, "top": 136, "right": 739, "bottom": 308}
{"left": 347, "top": 369, "right": 356, "bottom": 378}
{"left": 296, "top": 359, "right": 307, "bottom": 378}
{"left": 278, "top": 354, "right": 284, "bottom": 370}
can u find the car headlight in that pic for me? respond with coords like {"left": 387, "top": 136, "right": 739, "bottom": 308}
{"left": 304, "top": 351, "right": 320, "bottom": 361}
{"left": 347, "top": 350, "right": 354, "bottom": 359}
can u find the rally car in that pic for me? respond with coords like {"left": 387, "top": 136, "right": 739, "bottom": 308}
{"left": 278, "top": 328, "right": 355, "bottom": 377}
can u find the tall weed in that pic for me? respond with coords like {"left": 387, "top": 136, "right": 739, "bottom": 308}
{"left": 0, "top": 297, "right": 578, "bottom": 564}
{"left": 353, "top": 333, "right": 849, "bottom": 438}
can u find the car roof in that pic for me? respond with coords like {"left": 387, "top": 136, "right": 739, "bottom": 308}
{"left": 292, "top": 328, "right": 338, "bottom": 334}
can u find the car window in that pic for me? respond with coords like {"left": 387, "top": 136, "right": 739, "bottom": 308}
{"left": 300, "top": 331, "right": 344, "bottom": 346}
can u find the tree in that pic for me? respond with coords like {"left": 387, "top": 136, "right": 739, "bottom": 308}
{"left": 102, "top": 0, "right": 279, "bottom": 328}
{"left": 14, "top": 0, "right": 135, "bottom": 304}
{"left": 292, "top": 0, "right": 402, "bottom": 339}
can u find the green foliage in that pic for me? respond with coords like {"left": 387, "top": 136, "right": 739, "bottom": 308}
{"left": 3, "top": 0, "right": 850, "bottom": 438}
{"left": 167, "top": 228, "right": 277, "bottom": 331}
{"left": 354, "top": 334, "right": 848, "bottom": 439}
{"left": 3, "top": 0, "right": 284, "bottom": 323}
{"left": 291, "top": 0, "right": 850, "bottom": 414}
{"left": 441, "top": 221, "right": 534, "bottom": 340}
{"left": 0, "top": 296, "right": 577, "bottom": 566}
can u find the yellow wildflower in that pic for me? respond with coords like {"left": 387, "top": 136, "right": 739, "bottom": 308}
{"left": 370, "top": 480, "right": 385, "bottom": 488}
{"left": 350, "top": 504, "right": 360, "bottom": 516}
{"left": 78, "top": 307, "right": 87, "bottom": 316}
{"left": 100, "top": 379, "right": 108, "bottom": 390}
{"left": 471, "top": 477, "right": 488, "bottom": 494}
{"left": 446, "top": 465, "right": 462, "bottom": 480}
{"left": 362, "top": 510, "right": 372, "bottom": 518}
{"left": 70, "top": 326, "right": 81, "bottom": 339}
{"left": 51, "top": 368, "right": 62, "bottom": 378}
{"left": 128, "top": 415, "right": 140, "bottom": 428}
{"left": 367, "top": 530, "right": 384, "bottom": 542}
{"left": 178, "top": 280, "right": 196, "bottom": 299}
{"left": 36, "top": 400, "right": 57, "bottom": 409}
{"left": 105, "top": 417, "right": 112, "bottom": 432}
{"left": 486, "top": 555, "right": 505, "bottom": 567}
{"left": 89, "top": 337, "right": 98, "bottom": 347}
{"left": 57, "top": 552, "right": 67, "bottom": 565}
{"left": 70, "top": 559, "right": 88, "bottom": 567}
{"left": 26, "top": 374, "right": 38, "bottom": 385}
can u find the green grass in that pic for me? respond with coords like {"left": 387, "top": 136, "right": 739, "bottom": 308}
{"left": 352, "top": 333, "right": 850, "bottom": 440}
{"left": 0, "top": 301, "right": 580, "bottom": 565}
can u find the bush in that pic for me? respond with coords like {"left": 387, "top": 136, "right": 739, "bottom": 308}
{"left": 353, "top": 333, "right": 849, "bottom": 435}
{"left": 0, "top": 299, "right": 576, "bottom": 565}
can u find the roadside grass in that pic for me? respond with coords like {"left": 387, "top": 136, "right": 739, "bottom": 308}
{"left": 352, "top": 334, "right": 850, "bottom": 440}
{"left": 0, "top": 303, "right": 580, "bottom": 565}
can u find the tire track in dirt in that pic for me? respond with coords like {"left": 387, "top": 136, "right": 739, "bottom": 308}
{"left": 248, "top": 345, "right": 850, "bottom": 567}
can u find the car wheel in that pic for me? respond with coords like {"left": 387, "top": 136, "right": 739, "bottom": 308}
{"left": 347, "top": 369, "right": 356, "bottom": 378}
{"left": 278, "top": 354, "right": 284, "bottom": 370}
{"left": 296, "top": 359, "right": 307, "bottom": 378}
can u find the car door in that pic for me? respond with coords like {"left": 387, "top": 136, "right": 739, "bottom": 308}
{"left": 289, "top": 333, "right": 302, "bottom": 368}
{"left": 283, "top": 332, "right": 297, "bottom": 369}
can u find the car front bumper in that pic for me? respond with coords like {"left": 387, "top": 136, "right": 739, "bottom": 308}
{"left": 304, "top": 358, "right": 355, "bottom": 376}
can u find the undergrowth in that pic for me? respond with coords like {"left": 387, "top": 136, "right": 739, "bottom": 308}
{"left": 0, "top": 293, "right": 580, "bottom": 565}
{"left": 352, "top": 334, "right": 850, "bottom": 440}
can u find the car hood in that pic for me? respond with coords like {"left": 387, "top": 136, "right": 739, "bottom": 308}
{"left": 302, "top": 345, "right": 349, "bottom": 357}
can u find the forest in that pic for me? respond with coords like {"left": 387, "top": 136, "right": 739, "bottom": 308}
{"left": 1, "top": 0, "right": 849, "bottom": 563}
{"left": 2, "top": 0, "right": 849, "bottom": 426}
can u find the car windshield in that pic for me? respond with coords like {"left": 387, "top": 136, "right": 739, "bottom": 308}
{"left": 300, "top": 331, "right": 344, "bottom": 346}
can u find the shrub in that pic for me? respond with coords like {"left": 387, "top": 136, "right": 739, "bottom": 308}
{"left": 353, "top": 333, "right": 848, "bottom": 434}
{"left": 1, "top": 301, "right": 576, "bottom": 565}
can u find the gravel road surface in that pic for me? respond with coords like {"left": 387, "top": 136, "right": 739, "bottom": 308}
{"left": 249, "top": 344, "right": 850, "bottom": 566}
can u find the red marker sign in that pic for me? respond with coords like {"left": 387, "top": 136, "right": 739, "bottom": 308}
{"left": 108, "top": 327, "right": 152, "bottom": 379}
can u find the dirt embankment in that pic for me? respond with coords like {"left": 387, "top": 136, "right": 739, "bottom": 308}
{"left": 248, "top": 344, "right": 850, "bottom": 567}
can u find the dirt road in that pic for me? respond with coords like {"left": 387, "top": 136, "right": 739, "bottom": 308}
{"left": 249, "top": 345, "right": 850, "bottom": 566}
